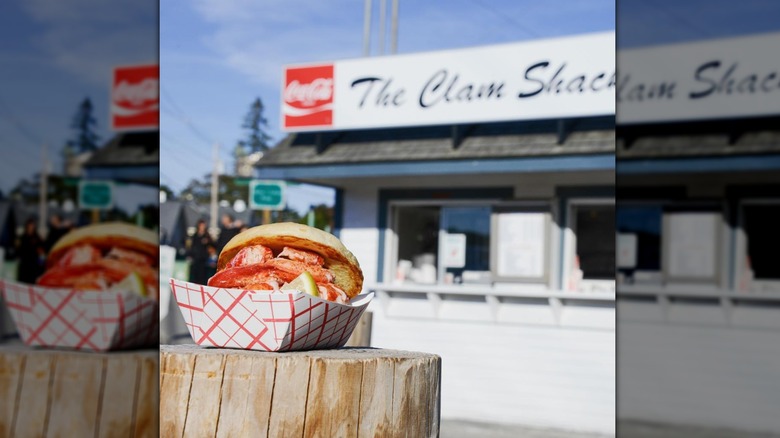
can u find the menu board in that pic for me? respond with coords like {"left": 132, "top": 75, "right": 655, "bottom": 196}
{"left": 665, "top": 213, "right": 718, "bottom": 279}
{"left": 495, "top": 212, "right": 546, "bottom": 278}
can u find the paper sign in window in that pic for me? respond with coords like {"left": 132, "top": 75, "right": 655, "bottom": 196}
{"left": 496, "top": 212, "right": 546, "bottom": 278}
{"left": 442, "top": 233, "right": 467, "bottom": 268}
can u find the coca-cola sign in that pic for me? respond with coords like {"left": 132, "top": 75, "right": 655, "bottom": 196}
{"left": 283, "top": 64, "right": 334, "bottom": 129}
{"left": 112, "top": 64, "right": 159, "bottom": 131}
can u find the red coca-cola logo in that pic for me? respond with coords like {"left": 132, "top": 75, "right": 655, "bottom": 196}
{"left": 283, "top": 65, "right": 334, "bottom": 129}
{"left": 112, "top": 65, "right": 159, "bottom": 130}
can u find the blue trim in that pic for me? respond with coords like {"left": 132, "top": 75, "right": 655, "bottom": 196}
{"left": 333, "top": 187, "right": 344, "bottom": 238}
{"left": 617, "top": 155, "right": 780, "bottom": 174}
{"left": 259, "top": 154, "right": 615, "bottom": 180}
{"left": 555, "top": 186, "right": 615, "bottom": 290}
{"left": 376, "top": 187, "right": 514, "bottom": 283}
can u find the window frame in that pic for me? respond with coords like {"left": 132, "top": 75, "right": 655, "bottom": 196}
{"left": 384, "top": 198, "right": 558, "bottom": 289}
{"left": 489, "top": 201, "right": 556, "bottom": 287}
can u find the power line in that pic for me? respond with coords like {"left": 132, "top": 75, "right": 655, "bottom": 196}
{"left": 160, "top": 131, "right": 216, "bottom": 169}
{"left": 161, "top": 88, "right": 189, "bottom": 120}
{"left": 160, "top": 90, "right": 218, "bottom": 146}
{"left": 0, "top": 97, "right": 48, "bottom": 166}
{"left": 461, "top": 0, "right": 539, "bottom": 38}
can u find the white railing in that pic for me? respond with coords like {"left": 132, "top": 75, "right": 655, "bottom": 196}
{"left": 366, "top": 282, "right": 615, "bottom": 327}
{"left": 367, "top": 282, "right": 615, "bottom": 300}
{"left": 618, "top": 284, "right": 780, "bottom": 330}
{"left": 619, "top": 284, "right": 780, "bottom": 302}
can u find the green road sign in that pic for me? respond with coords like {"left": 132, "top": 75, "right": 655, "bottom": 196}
{"left": 249, "top": 180, "right": 286, "bottom": 210}
{"left": 78, "top": 180, "right": 114, "bottom": 210}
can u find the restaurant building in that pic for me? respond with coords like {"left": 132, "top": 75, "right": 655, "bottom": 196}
{"left": 255, "top": 32, "right": 617, "bottom": 434}
{"left": 616, "top": 32, "right": 780, "bottom": 434}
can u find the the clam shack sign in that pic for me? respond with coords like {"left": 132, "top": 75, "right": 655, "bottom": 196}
{"left": 618, "top": 32, "right": 780, "bottom": 124}
{"left": 282, "top": 32, "right": 615, "bottom": 131}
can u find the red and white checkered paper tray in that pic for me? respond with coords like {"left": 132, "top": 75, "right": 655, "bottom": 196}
{"left": 0, "top": 279, "right": 158, "bottom": 351}
{"left": 170, "top": 279, "right": 374, "bottom": 352}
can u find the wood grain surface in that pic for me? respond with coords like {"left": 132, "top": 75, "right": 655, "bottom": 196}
{"left": 0, "top": 345, "right": 158, "bottom": 438}
{"left": 160, "top": 344, "right": 441, "bottom": 438}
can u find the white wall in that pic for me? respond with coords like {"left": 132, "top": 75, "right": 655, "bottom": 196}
{"left": 370, "top": 300, "right": 616, "bottom": 435}
{"left": 339, "top": 185, "right": 381, "bottom": 284}
{"left": 338, "top": 172, "right": 616, "bottom": 434}
{"left": 618, "top": 298, "right": 780, "bottom": 434}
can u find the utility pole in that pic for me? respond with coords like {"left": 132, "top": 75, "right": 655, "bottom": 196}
{"left": 364, "top": 0, "right": 398, "bottom": 56}
{"left": 210, "top": 143, "right": 220, "bottom": 236}
{"left": 363, "top": 0, "right": 372, "bottom": 56}
{"left": 390, "top": 0, "right": 399, "bottom": 54}
{"left": 378, "top": 0, "right": 386, "bottom": 55}
{"left": 38, "top": 144, "right": 48, "bottom": 236}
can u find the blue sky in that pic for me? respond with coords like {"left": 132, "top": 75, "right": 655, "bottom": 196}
{"left": 159, "top": 0, "right": 615, "bottom": 212}
{"left": 0, "top": 0, "right": 157, "bottom": 209}
{"left": 618, "top": 0, "right": 780, "bottom": 48}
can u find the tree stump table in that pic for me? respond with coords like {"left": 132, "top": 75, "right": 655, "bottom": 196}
{"left": 160, "top": 344, "right": 441, "bottom": 438}
{"left": 0, "top": 344, "right": 159, "bottom": 437}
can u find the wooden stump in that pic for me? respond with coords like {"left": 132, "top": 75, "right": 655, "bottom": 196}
{"left": 160, "top": 344, "right": 441, "bottom": 438}
{"left": 0, "top": 345, "right": 158, "bottom": 438}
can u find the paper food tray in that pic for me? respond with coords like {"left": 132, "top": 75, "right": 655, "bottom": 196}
{"left": 170, "top": 279, "right": 373, "bottom": 352}
{"left": 0, "top": 279, "right": 158, "bottom": 351}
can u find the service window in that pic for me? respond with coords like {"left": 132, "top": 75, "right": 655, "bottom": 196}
{"left": 388, "top": 201, "right": 554, "bottom": 288}
{"left": 439, "top": 206, "right": 491, "bottom": 284}
{"left": 392, "top": 205, "right": 441, "bottom": 284}
{"left": 739, "top": 202, "right": 780, "bottom": 291}
{"left": 616, "top": 204, "right": 663, "bottom": 285}
{"left": 565, "top": 200, "right": 615, "bottom": 292}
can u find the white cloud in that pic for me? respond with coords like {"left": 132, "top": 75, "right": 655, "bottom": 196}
{"left": 190, "top": 0, "right": 363, "bottom": 88}
{"left": 20, "top": 0, "right": 158, "bottom": 85}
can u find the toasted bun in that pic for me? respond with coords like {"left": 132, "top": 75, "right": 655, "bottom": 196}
{"left": 218, "top": 222, "right": 363, "bottom": 298}
{"left": 46, "top": 222, "right": 159, "bottom": 269}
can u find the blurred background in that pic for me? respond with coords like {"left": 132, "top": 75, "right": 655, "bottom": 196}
{"left": 160, "top": 1, "right": 616, "bottom": 437}
{"left": 0, "top": 0, "right": 159, "bottom": 338}
{"left": 0, "top": 1, "right": 159, "bottom": 436}
{"left": 616, "top": 0, "right": 780, "bottom": 437}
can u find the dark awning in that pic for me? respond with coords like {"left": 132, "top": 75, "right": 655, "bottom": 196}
{"left": 84, "top": 131, "right": 159, "bottom": 186}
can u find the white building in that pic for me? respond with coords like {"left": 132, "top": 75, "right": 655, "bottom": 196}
{"left": 257, "top": 32, "right": 617, "bottom": 434}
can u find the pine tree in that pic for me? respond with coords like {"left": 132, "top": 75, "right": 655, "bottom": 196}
{"left": 237, "top": 97, "right": 272, "bottom": 153}
{"left": 64, "top": 97, "right": 100, "bottom": 155}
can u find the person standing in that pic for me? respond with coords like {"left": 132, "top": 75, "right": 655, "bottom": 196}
{"left": 186, "top": 219, "right": 215, "bottom": 285}
{"left": 215, "top": 213, "right": 239, "bottom": 254}
{"left": 16, "top": 218, "right": 45, "bottom": 284}
{"left": 44, "top": 214, "right": 69, "bottom": 253}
